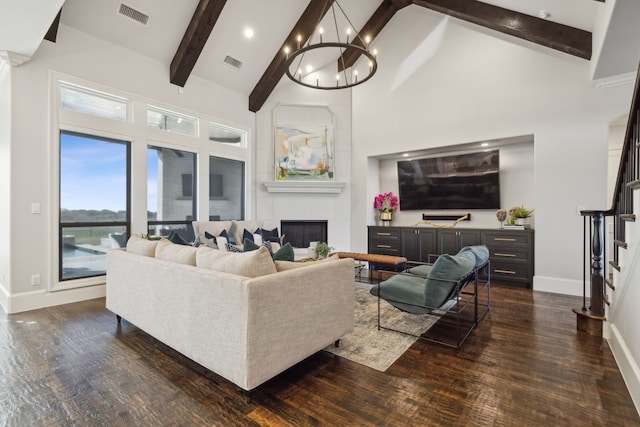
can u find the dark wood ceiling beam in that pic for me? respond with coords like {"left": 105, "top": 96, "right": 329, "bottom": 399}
{"left": 337, "top": 0, "right": 408, "bottom": 72}
{"left": 44, "top": 8, "right": 62, "bottom": 43}
{"left": 412, "top": 0, "right": 591, "bottom": 59}
{"left": 249, "top": 0, "right": 335, "bottom": 113}
{"left": 170, "top": 0, "right": 227, "bottom": 87}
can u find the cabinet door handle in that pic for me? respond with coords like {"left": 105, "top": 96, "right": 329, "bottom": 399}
{"left": 376, "top": 232, "right": 391, "bottom": 236}
{"left": 495, "top": 269, "right": 516, "bottom": 275}
{"left": 377, "top": 244, "right": 392, "bottom": 248}
{"left": 495, "top": 253, "right": 516, "bottom": 257}
{"left": 494, "top": 237, "right": 516, "bottom": 242}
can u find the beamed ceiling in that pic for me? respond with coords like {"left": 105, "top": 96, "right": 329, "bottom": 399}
{"left": 172, "top": 0, "right": 595, "bottom": 112}
{"left": 2, "top": 0, "right": 637, "bottom": 112}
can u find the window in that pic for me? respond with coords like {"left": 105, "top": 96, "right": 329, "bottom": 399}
{"left": 59, "top": 131, "right": 130, "bottom": 281}
{"left": 147, "top": 145, "right": 197, "bottom": 242}
{"left": 60, "top": 83, "right": 129, "bottom": 122}
{"left": 147, "top": 106, "right": 198, "bottom": 137}
{"left": 209, "top": 156, "right": 245, "bottom": 220}
{"left": 208, "top": 122, "right": 245, "bottom": 148}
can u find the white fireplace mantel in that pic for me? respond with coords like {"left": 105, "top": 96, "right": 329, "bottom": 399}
{"left": 263, "top": 181, "right": 346, "bottom": 194}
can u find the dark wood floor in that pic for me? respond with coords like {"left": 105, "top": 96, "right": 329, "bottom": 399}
{"left": 1, "top": 284, "right": 639, "bottom": 426}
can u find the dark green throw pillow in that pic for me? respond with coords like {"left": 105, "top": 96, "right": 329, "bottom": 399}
{"left": 272, "top": 242, "right": 294, "bottom": 262}
{"left": 168, "top": 230, "right": 189, "bottom": 246}
{"left": 261, "top": 227, "right": 281, "bottom": 243}
{"left": 243, "top": 238, "right": 261, "bottom": 252}
{"left": 243, "top": 239, "right": 294, "bottom": 262}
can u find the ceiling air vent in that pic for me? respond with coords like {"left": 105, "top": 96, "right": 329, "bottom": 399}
{"left": 223, "top": 55, "right": 243, "bottom": 70}
{"left": 118, "top": 3, "right": 149, "bottom": 25}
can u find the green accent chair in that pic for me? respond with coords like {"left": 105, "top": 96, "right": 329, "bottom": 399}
{"left": 370, "top": 245, "right": 491, "bottom": 349}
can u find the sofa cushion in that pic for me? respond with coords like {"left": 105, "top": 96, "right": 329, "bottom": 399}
{"left": 192, "top": 221, "right": 232, "bottom": 240}
{"left": 230, "top": 220, "right": 263, "bottom": 245}
{"left": 126, "top": 235, "right": 159, "bottom": 257}
{"left": 456, "top": 245, "right": 490, "bottom": 268}
{"left": 196, "top": 245, "right": 277, "bottom": 277}
{"left": 155, "top": 240, "right": 198, "bottom": 265}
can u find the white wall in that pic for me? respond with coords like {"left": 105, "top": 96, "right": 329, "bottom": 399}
{"left": 351, "top": 7, "right": 633, "bottom": 296}
{"left": 4, "top": 24, "right": 254, "bottom": 312}
{"left": 608, "top": 189, "right": 640, "bottom": 413}
{"left": 254, "top": 82, "right": 352, "bottom": 252}
{"left": 0, "top": 61, "right": 11, "bottom": 309}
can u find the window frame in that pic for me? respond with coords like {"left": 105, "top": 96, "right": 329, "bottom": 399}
{"left": 51, "top": 72, "right": 253, "bottom": 291}
{"left": 147, "top": 144, "right": 198, "bottom": 242}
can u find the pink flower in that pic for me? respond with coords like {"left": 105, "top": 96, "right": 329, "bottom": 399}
{"left": 373, "top": 192, "right": 398, "bottom": 212}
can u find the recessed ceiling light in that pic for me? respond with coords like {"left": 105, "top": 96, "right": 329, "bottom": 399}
{"left": 403, "top": 153, "right": 409, "bottom": 157}
{"left": 481, "top": 142, "right": 489, "bottom": 147}
{"left": 244, "top": 28, "right": 254, "bottom": 39}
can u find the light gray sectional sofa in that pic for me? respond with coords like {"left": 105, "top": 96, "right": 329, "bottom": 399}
{"left": 106, "top": 236, "right": 355, "bottom": 391}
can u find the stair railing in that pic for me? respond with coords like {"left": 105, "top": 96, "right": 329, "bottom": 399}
{"left": 576, "top": 63, "right": 640, "bottom": 335}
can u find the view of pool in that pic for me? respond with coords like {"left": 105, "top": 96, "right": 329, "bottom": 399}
{"left": 62, "top": 246, "right": 106, "bottom": 258}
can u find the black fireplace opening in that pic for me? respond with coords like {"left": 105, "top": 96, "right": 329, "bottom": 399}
{"left": 280, "top": 220, "right": 328, "bottom": 248}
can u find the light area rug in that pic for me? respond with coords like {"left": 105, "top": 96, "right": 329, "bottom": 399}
{"left": 324, "top": 285, "right": 438, "bottom": 372}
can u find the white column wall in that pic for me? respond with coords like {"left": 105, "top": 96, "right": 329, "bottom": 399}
{"left": 5, "top": 25, "right": 254, "bottom": 312}
{"left": 351, "top": 7, "right": 633, "bottom": 296}
{"left": 255, "top": 82, "right": 352, "bottom": 252}
{"left": 0, "top": 61, "right": 11, "bottom": 309}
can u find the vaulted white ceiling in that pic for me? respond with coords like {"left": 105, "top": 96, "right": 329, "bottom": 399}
{"left": 1, "top": 0, "right": 638, "bottom": 99}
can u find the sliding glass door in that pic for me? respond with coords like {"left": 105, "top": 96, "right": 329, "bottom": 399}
{"left": 59, "top": 131, "right": 130, "bottom": 281}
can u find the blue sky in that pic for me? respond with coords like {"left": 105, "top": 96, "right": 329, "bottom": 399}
{"left": 60, "top": 132, "right": 158, "bottom": 212}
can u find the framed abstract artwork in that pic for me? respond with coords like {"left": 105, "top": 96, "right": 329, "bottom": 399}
{"left": 274, "top": 124, "right": 335, "bottom": 181}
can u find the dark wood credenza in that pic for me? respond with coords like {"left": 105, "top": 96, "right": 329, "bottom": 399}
{"left": 368, "top": 226, "right": 534, "bottom": 288}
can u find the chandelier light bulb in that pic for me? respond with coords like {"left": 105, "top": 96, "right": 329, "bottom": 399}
{"left": 365, "top": 35, "right": 371, "bottom": 45}
{"left": 319, "top": 27, "right": 324, "bottom": 43}
{"left": 297, "top": 34, "right": 302, "bottom": 49}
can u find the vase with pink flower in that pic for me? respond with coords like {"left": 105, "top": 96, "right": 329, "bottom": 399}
{"left": 374, "top": 192, "right": 399, "bottom": 226}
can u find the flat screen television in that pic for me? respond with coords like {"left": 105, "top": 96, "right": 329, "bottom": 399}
{"left": 397, "top": 150, "right": 500, "bottom": 210}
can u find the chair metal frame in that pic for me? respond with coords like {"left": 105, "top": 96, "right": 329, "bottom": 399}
{"left": 375, "top": 259, "right": 491, "bottom": 350}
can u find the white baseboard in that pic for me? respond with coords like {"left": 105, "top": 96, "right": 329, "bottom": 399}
{"left": 609, "top": 324, "right": 640, "bottom": 415}
{"left": 5, "top": 284, "right": 106, "bottom": 314}
{"left": 0, "top": 283, "right": 9, "bottom": 313}
{"left": 533, "top": 275, "right": 586, "bottom": 296}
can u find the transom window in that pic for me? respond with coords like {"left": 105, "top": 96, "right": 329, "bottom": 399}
{"left": 59, "top": 83, "right": 129, "bottom": 122}
{"left": 147, "top": 106, "right": 198, "bottom": 137}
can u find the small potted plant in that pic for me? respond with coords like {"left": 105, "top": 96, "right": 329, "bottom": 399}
{"left": 314, "top": 242, "right": 333, "bottom": 259}
{"left": 509, "top": 205, "right": 534, "bottom": 226}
